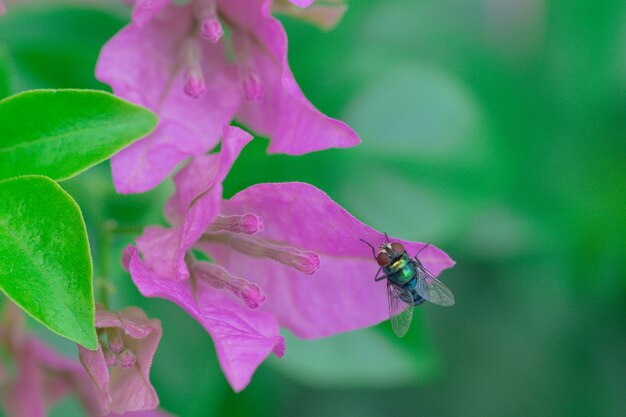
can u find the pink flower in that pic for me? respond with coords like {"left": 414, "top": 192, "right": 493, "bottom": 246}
{"left": 127, "top": 0, "right": 171, "bottom": 28}
{"left": 1, "top": 335, "right": 173, "bottom": 417}
{"left": 1, "top": 338, "right": 99, "bottom": 417}
{"left": 132, "top": 126, "right": 254, "bottom": 283}
{"left": 124, "top": 126, "right": 454, "bottom": 391}
{"left": 78, "top": 306, "right": 162, "bottom": 415}
{"left": 126, "top": 253, "right": 286, "bottom": 392}
{"left": 98, "top": 0, "right": 359, "bottom": 194}
{"left": 0, "top": 303, "right": 100, "bottom": 417}
{"left": 0, "top": 1, "right": 5, "bottom": 16}
{"left": 197, "top": 183, "right": 454, "bottom": 337}
{"left": 0, "top": 304, "right": 172, "bottom": 417}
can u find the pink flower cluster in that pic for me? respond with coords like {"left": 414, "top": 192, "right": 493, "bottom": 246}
{"left": 0, "top": 303, "right": 171, "bottom": 417}
{"left": 78, "top": 307, "right": 162, "bottom": 415}
{"left": 98, "top": 0, "right": 454, "bottom": 406}
{"left": 100, "top": 0, "right": 359, "bottom": 194}
{"left": 0, "top": 1, "right": 455, "bottom": 415}
{"left": 123, "top": 127, "right": 454, "bottom": 392}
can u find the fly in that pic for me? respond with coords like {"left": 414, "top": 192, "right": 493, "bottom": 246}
{"left": 360, "top": 234, "right": 454, "bottom": 337}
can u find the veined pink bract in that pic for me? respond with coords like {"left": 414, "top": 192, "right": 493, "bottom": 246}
{"left": 124, "top": 127, "right": 455, "bottom": 391}
{"left": 98, "top": 0, "right": 359, "bottom": 193}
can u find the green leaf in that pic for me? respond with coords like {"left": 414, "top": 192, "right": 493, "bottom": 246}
{"left": 0, "top": 89, "right": 157, "bottom": 181}
{"left": 0, "top": 175, "right": 97, "bottom": 349}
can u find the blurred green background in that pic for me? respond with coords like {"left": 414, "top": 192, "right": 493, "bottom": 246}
{"left": 1, "top": 0, "right": 625, "bottom": 416}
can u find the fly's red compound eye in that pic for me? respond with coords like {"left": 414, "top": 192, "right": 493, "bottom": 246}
{"left": 376, "top": 252, "right": 391, "bottom": 266}
{"left": 391, "top": 242, "right": 405, "bottom": 255}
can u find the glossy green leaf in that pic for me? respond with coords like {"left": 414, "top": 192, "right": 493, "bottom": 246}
{"left": 0, "top": 175, "right": 97, "bottom": 349}
{"left": 0, "top": 89, "right": 157, "bottom": 181}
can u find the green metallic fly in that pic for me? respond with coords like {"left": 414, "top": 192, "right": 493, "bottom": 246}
{"left": 361, "top": 235, "right": 455, "bottom": 337}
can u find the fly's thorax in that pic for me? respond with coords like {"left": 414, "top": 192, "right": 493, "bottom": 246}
{"left": 384, "top": 253, "right": 416, "bottom": 285}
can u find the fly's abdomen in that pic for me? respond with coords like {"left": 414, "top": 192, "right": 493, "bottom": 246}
{"left": 411, "top": 292, "right": 426, "bottom": 306}
{"left": 402, "top": 277, "right": 426, "bottom": 306}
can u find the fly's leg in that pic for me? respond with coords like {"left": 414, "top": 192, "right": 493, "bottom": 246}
{"left": 413, "top": 257, "right": 435, "bottom": 277}
{"left": 414, "top": 242, "right": 431, "bottom": 259}
{"left": 374, "top": 267, "right": 387, "bottom": 282}
{"left": 413, "top": 243, "right": 432, "bottom": 268}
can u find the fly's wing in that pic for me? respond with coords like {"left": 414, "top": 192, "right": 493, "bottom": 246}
{"left": 387, "top": 280, "right": 414, "bottom": 337}
{"left": 414, "top": 266, "right": 455, "bottom": 306}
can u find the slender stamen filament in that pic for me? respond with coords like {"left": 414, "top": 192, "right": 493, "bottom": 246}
{"left": 108, "top": 328, "right": 124, "bottom": 353}
{"left": 182, "top": 38, "right": 206, "bottom": 99}
{"left": 103, "top": 347, "right": 117, "bottom": 367}
{"left": 201, "top": 234, "right": 320, "bottom": 274}
{"left": 207, "top": 214, "right": 264, "bottom": 235}
{"left": 233, "top": 31, "right": 265, "bottom": 101}
{"left": 192, "top": 262, "right": 266, "bottom": 309}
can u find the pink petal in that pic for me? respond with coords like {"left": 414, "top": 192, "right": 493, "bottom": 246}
{"left": 96, "top": 307, "right": 158, "bottom": 341}
{"left": 0, "top": 309, "right": 102, "bottom": 416}
{"left": 107, "top": 316, "right": 161, "bottom": 414}
{"left": 128, "top": 247, "right": 284, "bottom": 392}
{"left": 2, "top": 341, "right": 46, "bottom": 417}
{"left": 31, "top": 339, "right": 102, "bottom": 415}
{"left": 79, "top": 307, "right": 162, "bottom": 415}
{"left": 78, "top": 343, "right": 113, "bottom": 415}
{"left": 165, "top": 126, "right": 253, "bottom": 224}
{"left": 131, "top": 0, "right": 171, "bottom": 28}
{"left": 202, "top": 182, "right": 455, "bottom": 338}
{"left": 136, "top": 127, "right": 252, "bottom": 282}
{"left": 97, "top": 4, "right": 240, "bottom": 193}
{"left": 136, "top": 226, "right": 190, "bottom": 281}
{"left": 109, "top": 122, "right": 206, "bottom": 195}
{"left": 218, "top": 0, "right": 360, "bottom": 154}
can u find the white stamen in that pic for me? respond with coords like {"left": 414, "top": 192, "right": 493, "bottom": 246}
{"left": 208, "top": 214, "right": 264, "bottom": 235}
{"left": 192, "top": 262, "right": 266, "bottom": 309}
{"left": 233, "top": 31, "right": 265, "bottom": 101}
{"left": 202, "top": 234, "right": 320, "bottom": 275}
{"left": 182, "top": 38, "right": 206, "bottom": 99}
{"left": 108, "top": 328, "right": 124, "bottom": 353}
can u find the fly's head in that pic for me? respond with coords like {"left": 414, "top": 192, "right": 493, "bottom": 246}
{"left": 376, "top": 242, "right": 405, "bottom": 266}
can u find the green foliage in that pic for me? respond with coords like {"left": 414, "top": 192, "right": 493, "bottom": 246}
{"left": 0, "top": 176, "right": 96, "bottom": 349}
{"left": 0, "top": 89, "right": 157, "bottom": 181}
{"left": 0, "top": 87, "right": 156, "bottom": 349}
{"left": 0, "top": 5, "right": 125, "bottom": 95}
